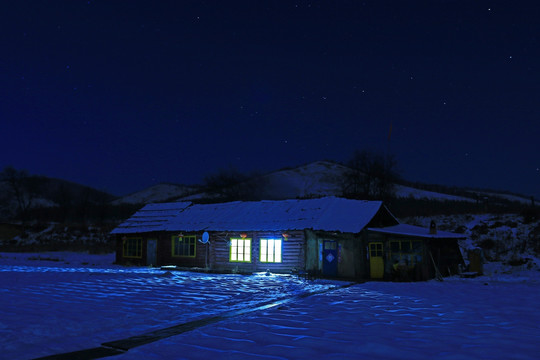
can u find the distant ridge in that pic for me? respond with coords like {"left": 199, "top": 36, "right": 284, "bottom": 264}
{"left": 113, "top": 161, "right": 533, "bottom": 205}
{"left": 0, "top": 175, "right": 115, "bottom": 219}
{"left": 111, "top": 183, "right": 198, "bottom": 205}
{"left": 3, "top": 162, "right": 532, "bottom": 211}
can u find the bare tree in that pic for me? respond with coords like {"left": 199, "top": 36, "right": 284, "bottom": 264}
{"left": 342, "top": 150, "right": 399, "bottom": 200}
{"left": 203, "top": 166, "right": 266, "bottom": 201}
{"left": 0, "top": 166, "right": 39, "bottom": 221}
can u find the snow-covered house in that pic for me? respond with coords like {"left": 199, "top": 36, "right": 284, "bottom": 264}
{"left": 110, "top": 197, "right": 465, "bottom": 280}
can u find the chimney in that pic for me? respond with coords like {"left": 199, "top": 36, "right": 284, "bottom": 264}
{"left": 429, "top": 220, "right": 437, "bottom": 235}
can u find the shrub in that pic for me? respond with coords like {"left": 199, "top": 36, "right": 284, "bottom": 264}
{"left": 505, "top": 221, "right": 518, "bottom": 228}
{"left": 472, "top": 223, "right": 489, "bottom": 236}
{"left": 478, "top": 238, "right": 496, "bottom": 250}
{"left": 506, "top": 257, "right": 528, "bottom": 266}
{"left": 521, "top": 208, "right": 539, "bottom": 224}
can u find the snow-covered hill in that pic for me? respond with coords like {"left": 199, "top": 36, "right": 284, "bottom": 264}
{"left": 394, "top": 184, "right": 474, "bottom": 202}
{"left": 250, "top": 161, "right": 533, "bottom": 203}
{"left": 0, "top": 175, "right": 115, "bottom": 221}
{"left": 112, "top": 183, "right": 198, "bottom": 205}
{"left": 256, "top": 161, "right": 349, "bottom": 199}
{"left": 115, "top": 161, "right": 533, "bottom": 205}
{"left": 256, "top": 161, "right": 476, "bottom": 201}
{"left": 0, "top": 181, "right": 58, "bottom": 219}
{"left": 468, "top": 190, "right": 533, "bottom": 205}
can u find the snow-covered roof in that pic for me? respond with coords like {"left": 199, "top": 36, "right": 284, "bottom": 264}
{"left": 111, "top": 197, "right": 391, "bottom": 234}
{"left": 368, "top": 224, "right": 466, "bottom": 239}
{"left": 110, "top": 202, "right": 191, "bottom": 234}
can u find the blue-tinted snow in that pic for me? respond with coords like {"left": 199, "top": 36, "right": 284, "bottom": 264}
{"left": 0, "top": 252, "right": 344, "bottom": 359}
{"left": 112, "top": 197, "right": 388, "bottom": 234}
{"left": 111, "top": 201, "right": 192, "bottom": 234}
{"left": 1, "top": 252, "right": 539, "bottom": 359}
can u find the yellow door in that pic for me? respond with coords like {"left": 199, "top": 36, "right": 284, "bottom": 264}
{"left": 369, "top": 242, "right": 384, "bottom": 279}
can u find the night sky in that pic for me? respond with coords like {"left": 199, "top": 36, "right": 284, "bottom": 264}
{"left": 1, "top": 1, "right": 539, "bottom": 198}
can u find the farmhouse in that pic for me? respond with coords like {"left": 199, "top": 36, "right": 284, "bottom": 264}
{"left": 111, "top": 197, "right": 465, "bottom": 280}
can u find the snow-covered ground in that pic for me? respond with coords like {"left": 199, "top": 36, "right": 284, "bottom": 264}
{"left": 1, "top": 252, "right": 539, "bottom": 360}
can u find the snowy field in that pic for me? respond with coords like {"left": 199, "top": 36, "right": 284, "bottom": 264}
{"left": 1, "top": 252, "right": 539, "bottom": 360}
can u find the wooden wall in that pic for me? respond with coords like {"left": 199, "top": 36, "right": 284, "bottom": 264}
{"left": 115, "top": 234, "right": 149, "bottom": 266}
{"left": 115, "top": 232, "right": 208, "bottom": 267}
{"left": 157, "top": 232, "right": 207, "bottom": 268}
{"left": 208, "top": 230, "right": 306, "bottom": 274}
{"left": 305, "top": 230, "right": 366, "bottom": 279}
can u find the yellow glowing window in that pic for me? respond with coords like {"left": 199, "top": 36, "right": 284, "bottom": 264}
{"left": 260, "top": 239, "right": 282, "bottom": 263}
{"left": 172, "top": 235, "right": 196, "bottom": 257}
{"left": 123, "top": 237, "right": 142, "bottom": 258}
{"left": 230, "top": 238, "right": 251, "bottom": 263}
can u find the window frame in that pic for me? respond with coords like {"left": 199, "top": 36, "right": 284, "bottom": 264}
{"left": 171, "top": 235, "right": 197, "bottom": 258}
{"left": 123, "top": 237, "right": 143, "bottom": 258}
{"left": 229, "top": 238, "right": 252, "bottom": 263}
{"left": 260, "top": 238, "right": 283, "bottom": 263}
{"left": 389, "top": 239, "right": 423, "bottom": 267}
{"left": 369, "top": 242, "right": 383, "bottom": 257}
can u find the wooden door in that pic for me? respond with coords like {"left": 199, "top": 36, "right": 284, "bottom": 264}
{"left": 369, "top": 242, "right": 384, "bottom": 279}
{"left": 147, "top": 239, "right": 157, "bottom": 266}
{"left": 323, "top": 240, "right": 338, "bottom": 276}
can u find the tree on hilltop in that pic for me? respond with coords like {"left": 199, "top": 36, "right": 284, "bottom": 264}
{"left": 342, "top": 150, "right": 399, "bottom": 201}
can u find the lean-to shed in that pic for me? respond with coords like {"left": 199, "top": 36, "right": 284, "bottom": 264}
{"left": 367, "top": 223, "right": 466, "bottom": 281}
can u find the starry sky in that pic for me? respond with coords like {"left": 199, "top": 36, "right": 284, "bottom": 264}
{"left": 1, "top": 0, "right": 539, "bottom": 198}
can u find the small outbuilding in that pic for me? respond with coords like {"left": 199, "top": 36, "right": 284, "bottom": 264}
{"left": 367, "top": 223, "right": 466, "bottom": 281}
{"left": 111, "top": 197, "right": 465, "bottom": 281}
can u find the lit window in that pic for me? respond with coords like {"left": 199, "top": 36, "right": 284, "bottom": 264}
{"left": 172, "top": 235, "right": 196, "bottom": 257}
{"left": 123, "top": 237, "right": 142, "bottom": 258}
{"left": 230, "top": 238, "right": 251, "bottom": 262}
{"left": 260, "top": 238, "right": 282, "bottom": 263}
